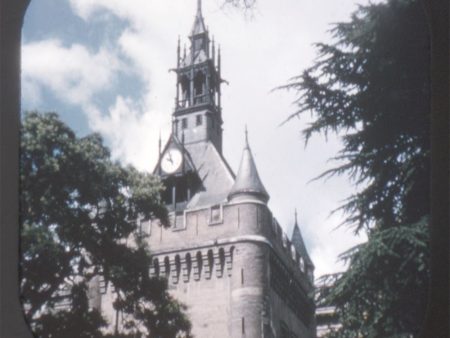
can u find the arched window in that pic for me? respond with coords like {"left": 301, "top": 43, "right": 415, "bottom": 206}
{"left": 194, "top": 71, "right": 206, "bottom": 99}
{"left": 196, "top": 251, "right": 203, "bottom": 279}
{"left": 206, "top": 249, "right": 214, "bottom": 279}
{"left": 218, "top": 248, "right": 225, "bottom": 277}
{"left": 164, "top": 256, "right": 171, "bottom": 278}
{"left": 153, "top": 258, "right": 160, "bottom": 277}
{"left": 180, "top": 75, "right": 190, "bottom": 107}
{"left": 175, "top": 255, "right": 181, "bottom": 283}
{"left": 185, "top": 253, "right": 192, "bottom": 281}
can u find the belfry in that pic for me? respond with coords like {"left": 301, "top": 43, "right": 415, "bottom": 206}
{"left": 99, "top": 1, "right": 316, "bottom": 336}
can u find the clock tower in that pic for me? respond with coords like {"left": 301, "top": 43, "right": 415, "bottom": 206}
{"left": 171, "top": 0, "right": 224, "bottom": 153}
{"left": 154, "top": 0, "right": 227, "bottom": 213}
{"left": 145, "top": 2, "right": 316, "bottom": 337}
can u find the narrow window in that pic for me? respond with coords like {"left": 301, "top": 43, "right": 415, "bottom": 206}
{"left": 164, "top": 256, "right": 171, "bottom": 278}
{"left": 241, "top": 317, "right": 245, "bottom": 334}
{"left": 207, "top": 250, "right": 214, "bottom": 279}
{"left": 241, "top": 268, "right": 244, "bottom": 285}
{"left": 153, "top": 258, "right": 160, "bottom": 277}
{"left": 218, "top": 248, "right": 225, "bottom": 277}
{"left": 196, "top": 114, "right": 202, "bottom": 126}
{"left": 185, "top": 253, "right": 192, "bottom": 281}
{"left": 196, "top": 251, "right": 203, "bottom": 278}
{"left": 174, "top": 255, "right": 181, "bottom": 283}
{"left": 182, "top": 118, "right": 187, "bottom": 129}
{"left": 210, "top": 204, "right": 221, "bottom": 224}
{"left": 194, "top": 71, "right": 205, "bottom": 97}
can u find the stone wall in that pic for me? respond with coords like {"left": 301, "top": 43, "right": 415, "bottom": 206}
{"left": 138, "top": 200, "right": 315, "bottom": 337}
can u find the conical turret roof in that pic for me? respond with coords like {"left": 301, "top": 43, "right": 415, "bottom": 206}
{"left": 228, "top": 129, "right": 269, "bottom": 203}
{"left": 291, "top": 210, "right": 313, "bottom": 267}
{"left": 191, "top": 0, "right": 207, "bottom": 36}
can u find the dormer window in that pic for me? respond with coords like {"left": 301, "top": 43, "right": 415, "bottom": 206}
{"left": 209, "top": 204, "right": 223, "bottom": 224}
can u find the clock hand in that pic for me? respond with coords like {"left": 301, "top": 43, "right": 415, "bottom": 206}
{"left": 167, "top": 152, "right": 173, "bottom": 163}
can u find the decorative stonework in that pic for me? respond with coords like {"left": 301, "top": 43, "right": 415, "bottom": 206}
{"left": 149, "top": 246, "right": 234, "bottom": 283}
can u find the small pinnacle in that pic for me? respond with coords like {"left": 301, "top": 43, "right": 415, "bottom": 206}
{"left": 244, "top": 125, "right": 249, "bottom": 147}
{"left": 158, "top": 131, "right": 162, "bottom": 154}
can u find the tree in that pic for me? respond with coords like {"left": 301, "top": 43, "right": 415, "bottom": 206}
{"left": 283, "top": 0, "right": 430, "bottom": 336}
{"left": 20, "top": 112, "right": 191, "bottom": 337}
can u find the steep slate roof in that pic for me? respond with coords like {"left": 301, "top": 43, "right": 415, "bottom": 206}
{"left": 227, "top": 134, "right": 269, "bottom": 203}
{"left": 185, "top": 141, "right": 235, "bottom": 208}
{"left": 291, "top": 212, "right": 314, "bottom": 267}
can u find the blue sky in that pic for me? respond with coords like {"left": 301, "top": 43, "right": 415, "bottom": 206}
{"left": 21, "top": 0, "right": 380, "bottom": 277}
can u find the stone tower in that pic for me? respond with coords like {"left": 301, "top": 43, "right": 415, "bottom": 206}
{"left": 98, "top": 1, "right": 316, "bottom": 337}
{"left": 150, "top": 2, "right": 315, "bottom": 336}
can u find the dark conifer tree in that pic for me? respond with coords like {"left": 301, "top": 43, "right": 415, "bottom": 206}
{"left": 282, "top": 0, "right": 430, "bottom": 336}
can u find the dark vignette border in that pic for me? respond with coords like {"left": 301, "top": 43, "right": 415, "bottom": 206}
{"left": 0, "top": 0, "right": 447, "bottom": 337}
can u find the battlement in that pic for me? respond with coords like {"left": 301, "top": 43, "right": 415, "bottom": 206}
{"left": 149, "top": 245, "right": 234, "bottom": 283}
{"left": 140, "top": 200, "right": 313, "bottom": 286}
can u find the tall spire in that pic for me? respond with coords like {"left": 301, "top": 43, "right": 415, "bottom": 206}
{"left": 191, "top": 0, "right": 207, "bottom": 36}
{"left": 291, "top": 210, "right": 313, "bottom": 268}
{"left": 228, "top": 128, "right": 269, "bottom": 203}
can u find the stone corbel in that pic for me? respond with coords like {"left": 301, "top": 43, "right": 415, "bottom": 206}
{"left": 226, "top": 253, "right": 233, "bottom": 277}
{"left": 181, "top": 257, "right": 190, "bottom": 282}
{"left": 214, "top": 251, "right": 223, "bottom": 278}
{"left": 204, "top": 252, "right": 213, "bottom": 279}
{"left": 170, "top": 258, "right": 179, "bottom": 284}
{"left": 192, "top": 259, "right": 201, "bottom": 281}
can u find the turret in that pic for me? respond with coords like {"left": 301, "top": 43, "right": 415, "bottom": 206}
{"left": 228, "top": 128, "right": 269, "bottom": 204}
{"left": 291, "top": 209, "right": 314, "bottom": 282}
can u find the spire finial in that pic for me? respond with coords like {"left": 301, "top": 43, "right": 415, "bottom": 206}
{"left": 245, "top": 125, "right": 249, "bottom": 146}
{"left": 294, "top": 208, "right": 298, "bottom": 226}
{"left": 158, "top": 130, "right": 162, "bottom": 156}
{"left": 197, "top": 0, "right": 202, "bottom": 14}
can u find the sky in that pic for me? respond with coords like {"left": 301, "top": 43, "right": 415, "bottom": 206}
{"left": 21, "top": 0, "right": 380, "bottom": 278}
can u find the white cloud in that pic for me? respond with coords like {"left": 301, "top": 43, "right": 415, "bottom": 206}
{"left": 308, "top": 212, "right": 367, "bottom": 277}
{"left": 85, "top": 97, "right": 169, "bottom": 172}
{"left": 21, "top": 36, "right": 170, "bottom": 173}
{"left": 22, "top": 39, "right": 122, "bottom": 106}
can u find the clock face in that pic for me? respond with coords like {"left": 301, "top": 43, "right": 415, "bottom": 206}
{"left": 161, "top": 148, "right": 182, "bottom": 174}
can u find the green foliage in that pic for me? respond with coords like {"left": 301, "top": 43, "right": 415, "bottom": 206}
{"left": 318, "top": 219, "right": 429, "bottom": 337}
{"left": 284, "top": 0, "right": 430, "bottom": 336}
{"left": 20, "top": 112, "right": 191, "bottom": 337}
